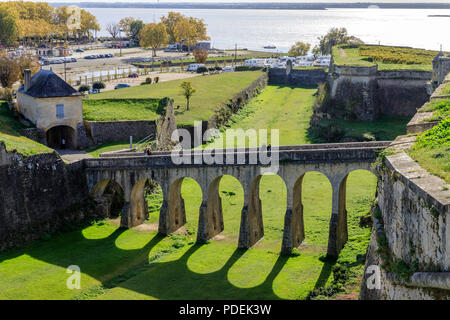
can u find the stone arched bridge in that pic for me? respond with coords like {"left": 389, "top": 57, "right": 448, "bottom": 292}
{"left": 84, "top": 142, "right": 390, "bottom": 258}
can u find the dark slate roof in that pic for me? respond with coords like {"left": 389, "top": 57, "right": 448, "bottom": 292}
{"left": 19, "top": 70, "right": 81, "bottom": 98}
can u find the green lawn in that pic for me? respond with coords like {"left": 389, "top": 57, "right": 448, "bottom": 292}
{"left": 441, "top": 82, "right": 450, "bottom": 96}
{"left": 87, "top": 71, "right": 264, "bottom": 126}
{"left": 332, "top": 45, "right": 441, "bottom": 71}
{"left": 0, "top": 85, "right": 378, "bottom": 300}
{"left": 204, "top": 84, "right": 317, "bottom": 148}
{"left": 419, "top": 99, "right": 450, "bottom": 123}
{"left": 0, "top": 102, "right": 52, "bottom": 156}
{"left": 310, "top": 115, "right": 410, "bottom": 143}
{"left": 83, "top": 99, "right": 160, "bottom": 122}
{"left": 409, "top": 118, "right": 450, "bottom": 183}
{"left": 85, "top": 141, "right": 132, "bottom": 157}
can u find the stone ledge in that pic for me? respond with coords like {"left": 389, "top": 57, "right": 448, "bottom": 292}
{"left": 387, "top": 272, "right": 450, "bottom": 290}
{"left": 406, "top": 111, "right": 439, "bottom": 134}
{"left": 385, "top": 152, "right": 450, "bottom": 212}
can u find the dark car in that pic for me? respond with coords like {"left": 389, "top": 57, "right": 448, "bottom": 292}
{"left": 75, "top": 49, "right": 84, "bottom": 53}
{"left": 70, "top": 57, "right": 77, "bottom": 62}
{"left": 128, "top": 73, "right": 139, "bottom": 78}
{"left": 114, "top": 83, "right": 131, "bottom": 89}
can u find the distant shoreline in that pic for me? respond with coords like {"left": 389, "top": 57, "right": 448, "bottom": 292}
{"left": 428, "top": 15, "right": 450, "bottom": 17}
{"left": 50, "top": 2, "right": 450, "bottom": 10}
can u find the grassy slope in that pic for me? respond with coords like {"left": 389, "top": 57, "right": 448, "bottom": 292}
{"left": 204, "top": 84, "right": 316, "bottom": 148}
{"left": 409, "top": 118, "right": 450, "bottom": 183}
{"left": 332, "top": 45, "right": 437, "bottom": 71}
{"left": 87, "top": 71, "right": 264, "bottom": 126}
{"left": 83, "top": 99, "right": 160, "bottom": 122}
{"left": 312, "top": 116, "right": 410, "bottom": 142}
{"left": 0, "top": 102, "right": 52, "bottom": 156}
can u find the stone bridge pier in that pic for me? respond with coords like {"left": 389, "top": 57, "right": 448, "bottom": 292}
{"left": 85, "top": 143, "right": 385, "bottom": 258}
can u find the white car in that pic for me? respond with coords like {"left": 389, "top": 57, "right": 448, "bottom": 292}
{"left": 222, "top": 66, "right": 234, "bottom": 72}
{"left": 187, "top": 63, "right": 205, "bottom": 72}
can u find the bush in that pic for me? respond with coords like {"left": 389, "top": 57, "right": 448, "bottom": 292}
{"left": 235, "top": 66, "right": 264, "bottom": 72}
{"left": 145, "top": 77, "right": 152, "bottom": 84}
{"left": 92, "top": 82, "right": 105, "bottom": 91}
{"left": 0, "top": 88, "right": 13, "bottom": 102}
{"left": 78, "top": 85, "right": 90, "bottom": 93}
{"left": 197, "top": 66, "right": 208, "bottom": 74}
{"left": 215, "top": 66, "right": 223, "bottom": 71}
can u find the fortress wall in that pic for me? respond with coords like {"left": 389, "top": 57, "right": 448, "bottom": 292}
{"left": 269, "top": 67, "right": 327, "bottom": 86}
{"left": 0, "top": 145, "right": 103, "bottom": 251}
{"left": 360, "top": 152, "right": 450, "bottom": 300}
{"left": 327, "top": 65, "right": 432, "bottom": 120}
{"left": 84, "top": 120, "right": 157, "bottom": 145}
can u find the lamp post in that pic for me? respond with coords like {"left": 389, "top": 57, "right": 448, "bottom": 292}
{"left": 119, "top": 28, "right": 124, "bottom": 57}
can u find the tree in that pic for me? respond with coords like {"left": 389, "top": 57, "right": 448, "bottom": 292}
{"left": 79, "top": 10, "right": 100, "bottom": 42}
{"left": 16, "top": 54, "right": 39, "bottom": 83}
{"left": 180, "top": 81, "right": 196, "bottom": 111}
{"left": 0, "top": 8, "right": 17, "bottom": 47}
{"left": 0, "top": 53, "right": 38, "bottom": 88}
{"left": 193, "top": 47, "right": 209, "bottom": 64}
{"left": 129, "top": 20, "right": 144, "bottom": 44}
{"left": 78, "top": 85, "right": 90, "bottom": 93}
{"left": 161, "top": 12, "right": 184, "bottom": 44}
{"left": 174, "top": 16, "right": 209, "bottom": 52}
{"left": 92, "top": 81, "right": 105, "bottom": 92}
{"left": 139, "top": 22, "right": 168, "bottom": 57}
{"left": 106, "top": 22, "right": 120, "bottom": 39}
{"left": 288, "top": 41, "right": 311, "bottom": 57}
{"left": 119, "top": 17, "right": 135, "bottom": 35}
{"left": 313, "top": 27, "right": 364, "bottom": 56}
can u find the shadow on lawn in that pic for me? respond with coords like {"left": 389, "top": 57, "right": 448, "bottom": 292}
{"left": 1, "top": 226, "right": 303, "bottom": 299}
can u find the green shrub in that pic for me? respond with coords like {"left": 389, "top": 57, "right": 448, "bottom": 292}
{"left": 92, "top": 81, "right": 105, "bottom": 91}
{"left": 197, "top": 66, "right": 208, "bottom": 74}
{"left": 78, "top": 85, "right": 90, "bottom": 93}
{"left": 235, "top": 66, "right": 264, "bottom": 72}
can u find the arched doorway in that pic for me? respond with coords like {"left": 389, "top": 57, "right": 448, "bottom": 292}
{"left": 46, "top": 125, "right": 76, "bottom": 149}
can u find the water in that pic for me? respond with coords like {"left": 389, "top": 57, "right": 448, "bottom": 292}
{"left": 85, "top": 7, "right": 450, "bottom": 52}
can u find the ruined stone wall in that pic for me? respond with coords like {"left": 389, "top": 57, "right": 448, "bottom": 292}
{"left": 0, "top": 144, "right": 100, "bottom": 251}
{"left": 84, "top": 120, "right": 157, "bottom": 145}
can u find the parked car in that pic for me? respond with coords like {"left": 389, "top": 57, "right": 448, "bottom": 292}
{"left": 114, "top": 83, "right": 131, "bottom": 90}
{"left": 128, "top": 73, "right": 139, "bottom": 78}
{"left": 88, "top": 89, "right": 99, "bottom": 94}
{"left": 70, "top": 57, "right": 77, "bottom": 62}
{"left": 222, "top": 66, "right": 235, "bottom": 72}
{"left": 75, "top": 49, "right": 84, "bottom": 53}
{"left": 106, "top": 53, "right": 114, "bottom": 58}
{"left": 187, "top": 63, "right": 205, "bottom": 72}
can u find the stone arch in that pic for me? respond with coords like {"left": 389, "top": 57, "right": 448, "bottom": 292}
{"left": 160, "top": 176, "right": 203, "bottom": 235}
{"left": 89, "top": 179, "right": 125, "bottom": 219}
{"left": 46, "top": 125, "right": 76, "bottom": 149}
{"left": 122, "top": 178, "right": 164, "bottom": 228}
{"left": 285, "top": 171, "right": 333, "bottom": 254}
{"left": 329, "top": 169, "right": 378, "bottom": 257}
{"left": 282, "top": 173, "right": 305, "bottom": 252}
{"left": 238, "top": 173, "right": 286, "bottom": 249}
{"left": 197, "top": 174, "right": 244, "bottom": 243}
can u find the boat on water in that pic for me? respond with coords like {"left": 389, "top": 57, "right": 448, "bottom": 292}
{"left": 263, "top": 45, "right": 277, "bottom": 49}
